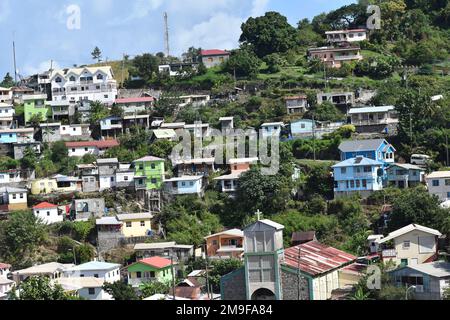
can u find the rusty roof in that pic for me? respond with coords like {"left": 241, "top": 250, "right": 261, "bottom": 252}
{"left": 283, "top": 241, "right": 356, "bottom": 277}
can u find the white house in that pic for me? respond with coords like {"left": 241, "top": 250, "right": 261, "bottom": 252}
{"left": 0, "top": 103, "right": 14, "bottom": 129}
{"left": 376, "top": 224, "right": 442, "bottom": 267}
{"left": 63, "top": 261, "right": 121, "bottom": 283}
{"left": 261, "top": 122, "right": 284, "bottom": 138}
{"left": 53, "top": 277, "right": 113, "bottom": 300}
{"left": 33, "top": 202, "right": 63, "bottom": 224}
{"left": 425, "top": 171, "right": 450, "bottom": 202}
{"left": 325, "top": 29, "right": 368, "bottom": 43}
{"left": 0, "top": 262, "right": 13, "bottom": 300}
{"left": 50, "top": 66, "right": 118, "bottom": 106}
{"left": 65, "top": 140, "right": 119, "bottom": 157}
{"left": 0, "top": 87, "right": 12, "bottom": 103}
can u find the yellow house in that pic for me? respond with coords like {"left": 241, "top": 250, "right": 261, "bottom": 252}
{"left": 31, "top": 179, "right": 58, "bottom": 195}
{"left": 117, "top": 213, "right": 153, "bottom": 238}
{"left": 31, "top": 176, "right": 81, "bottom": 195}
{"left": 376, "top": 224, "right": 442, "bottom": 267}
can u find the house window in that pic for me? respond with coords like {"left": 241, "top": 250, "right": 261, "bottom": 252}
{"left": 341, "top": 168, "right": 347, "bottom": 174}
{"left": 55, "top": 77, "right": 62, "bottom": 83}
{"left": 432, "top": 180, "right": 440, "bottom": 187}
{"left": 136, "top": 272, "right": 142, "bottom": 278}
{"left": 356, "top": 180, "right": 360, "bottom": 188}
{"left": 72, "top": 148, "right": 76, "bottom": 152}
{"left": 139, "top": 164, "right": 144, "bottom": 170}
{"left": 47, "top": 211, "right": 50, "bottom": 216}
{"left": 151, "top": 164, "right": 156, "bottom": 169}
{"left": 12, "top": 194, "right": 16, "bottom": 199}
{"left": 126, "top": 222, "right": 132, "bottom": 227}
{"left": 403, "top": 241, "right": 410, "bottom": 249}
{"left": 362, "top": 180, "right": 367, "bottom": 188}
{"left": 20, "top": 193, "right": 24, "bottom": 199}
{"left": 140, "top": 221, "right": 145, "bottom": 227}
{"left": 88, "top": 288, "right": 95, "bottom": 295}
{"left": 124, "top": 176, "right": 129, "bottom": 181}
{"left": 69, "top": 76, "right": 76, "bottom": 81}
{"left": 94, "top": 274, "right": 99, "bottom": 278}
{"left": 445, "top": 179, "right": 450, "bottom": 186}
{"left": 190, "top": 182, "right": 194, "bottom": 186}
{"left": 350, "top": 181, "right": 355, "bottom": 188}
{"left": 447, "top": 192, "right": 450, "bottom": 199}
{"left": 212, "top": 240, "right": 218, "bottom": 246}
{"left": 182, "top": 182, "right": 186, "bottom": 187}
{"left": 97, "top": 74, "right": 104, "bottom": 80}
{"left": 151, "top": 178, "right": 157, "bottom": 184}
{"left": 150, "top": 271, "right": 155, "bottom": 278}
{"left": 364, "top": 166, "right": 371, "bottom": 173}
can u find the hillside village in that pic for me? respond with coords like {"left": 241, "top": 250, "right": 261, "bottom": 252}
{"left": 1, "top": 0, "right": 450, "bottom": 301}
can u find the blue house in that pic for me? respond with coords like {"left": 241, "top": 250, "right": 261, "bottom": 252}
{"left": 388, "top": 261, "right": 450, "bottom": 300}
{"left": 164, "top": 176, "right": 204, "bottom": 196}
{"left": 332, "top": 156, "right": 384, "bottom": 198}
{"left": 338, "top": 139, "right": 396, "bottom": 166}
{"left": 0, "top": 131, "right": 17, "bottom": 144}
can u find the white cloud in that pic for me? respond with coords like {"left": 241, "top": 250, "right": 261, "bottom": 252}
{"left": 172, "top": 12, "right": 243, "bottom": 55}
{"left": 250, "top": 0, "right": 270, "bottom": 17}
{"left": 91, "top": 0, "right": 114, "bottom": 14}
{"left": 22, "top": 60, "right": 61, "bottom": 77}
{"left": 0, "top": 0, "right": 11, "bottom": 22}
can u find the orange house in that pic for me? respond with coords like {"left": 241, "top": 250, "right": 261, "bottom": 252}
{"left": 205, "top": 229, "right": 244, "bottom": 259}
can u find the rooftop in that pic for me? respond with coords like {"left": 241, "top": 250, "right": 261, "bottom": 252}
{"left": 377, "top": 224, "right": 442, "bottom": 244}
{"left": 14, "top": 262, "right": 74, "bottom": 275}
{"left": 116, "top": 213, "right": 153, "bottom": 221}
{"left": 66, "top": 261, "right": 121, "bottom": 272}
{"left": 54, "top": 277, "right": 105, "bottom": 290}
{"left": 404, "top": 261, "right": 450, "bottom": 278}
{"left": 426, "top": 171, "right": 450, "bottom": 179}
{"left": 200, "top": 49, "right": 230, "bottom": 56}
{"left": 136, "top": 256, "right": 173, "bottom": 269}
{"left": 332, "top": 156, "right": 384, "bottom": 168}
{"left": 65, "top": 140, "right": 119, "bottom": 149}
{"left": 348, "top": 106, "right": 395, "bottom": 114}
{"left": 133, "top": 156, "right": 165, "bottom": 162}
{"left": 164, "top": 176, "right": 203, "bottom": 182}
{"left": 115, "top": 97, "right": 154, "bottom": 104}
{"left": 338, "top": 139, "right": 393, "bottom": 153}
{"left": 284, "top": 241, "right": 356, "bottom": 276}
{"left": 96, "top": 216, "right": 122, "bottom": 226}
{"left": 33, "top": 202, "right": 58, "bottom": 210}
{"left": 205, "top": 228, "right": 243, "bottom": 239}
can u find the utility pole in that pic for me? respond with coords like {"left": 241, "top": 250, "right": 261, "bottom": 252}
{"left": 297, "top": 246, "right": 302, "bottom": 300}
{"left": 170, "top": 255, "right": 176, "bottom": 300}
{"left": 13, "top": 40, "right": 18, "bottom": 83}
{"left": 312, "top": 113, "right": 316, "bottom": 161}
{"left": 446, "top": 132, "right": 449, "bottom": 167}
{"left": 164, "top": 12, "right": 170, "bottom": 58}
{"left": 121, "top": 53, "right": 125, "bottom": 89}
{"left": 409, "top": 112, "right": 413, "bottom": 150}
{"left": 204, "top": 245, "right": 211, "bottom": 299}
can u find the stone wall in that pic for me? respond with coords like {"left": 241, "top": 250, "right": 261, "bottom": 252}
{"left": 281, "top": 269, "right": 310, "bottom": 300}
{"left": 221, "top": 268, "right": 246, "bottom": 300}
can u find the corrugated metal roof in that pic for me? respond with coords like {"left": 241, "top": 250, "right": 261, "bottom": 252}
{"left": 377, "top": 224, "right": 442, "bottom": 244}
{"left": 348, "top": 106, "right": 395, "bottom": 114}
{"left": 338, "top": 139, "right": 389, "bottom": 153}
{"left": 283, "top": 241, "right": 356, "bottom": 277}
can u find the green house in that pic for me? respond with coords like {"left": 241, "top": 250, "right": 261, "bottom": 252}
{"left": 133, "top": 156, "right": 165, "bottom": 190}
{"left": 126, "top": 256, "right": 175, "bottom": 288}
{"left": 23, "top": 94, "right": 50, "bottom": 124}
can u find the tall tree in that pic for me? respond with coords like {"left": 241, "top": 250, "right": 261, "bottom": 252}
{"left": 91, "top": 46, "right": 102, "bottom": 63}
{"left": 13, "top": 276, "right": 71, "bottom": 300}
{"left": 0, "top": 72, "right": 15, "bottom": 87}
{"left": 239, "top": 12, "right": 297, "bottom": 57}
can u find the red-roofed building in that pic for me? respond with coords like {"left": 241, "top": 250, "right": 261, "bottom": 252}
{"left": 126, "top": 256, "right": 176, "bottom": 288}
{"left": 200, "top": 49, "right": 230, "bottom": 68}
{"left": 33, "top": 202, "right": 63, "bottom": 225}
{"left": 65, "top": 139, "right": 119, "bottom": 157}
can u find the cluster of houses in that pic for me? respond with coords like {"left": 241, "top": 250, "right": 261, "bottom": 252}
{"left": 2, "top": 214, "right": 447, "bottom": 301}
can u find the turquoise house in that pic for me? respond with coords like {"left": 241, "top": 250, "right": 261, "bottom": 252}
{"left": 0, "top": 131, "right": 17, "bottom": 144}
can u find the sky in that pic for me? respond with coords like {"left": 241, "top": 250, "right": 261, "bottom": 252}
{"left": 0, "top": 0, "right": 355, "bottom": 78}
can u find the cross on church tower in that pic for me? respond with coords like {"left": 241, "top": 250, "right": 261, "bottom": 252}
{"left": 255, "top": 209, "right": 262, "bottom": 221}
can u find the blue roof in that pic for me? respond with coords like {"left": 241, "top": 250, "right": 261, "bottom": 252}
{"left": 332, "top": 157, "right": 383, "bottom": 168}
{"left": 66, "top": 261, "right": 121, "bottom": 271}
